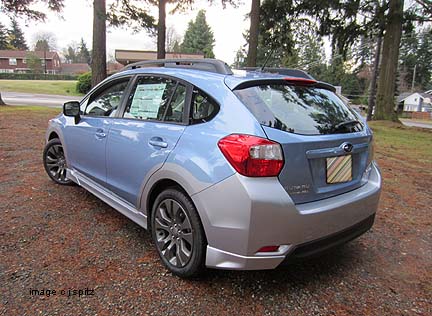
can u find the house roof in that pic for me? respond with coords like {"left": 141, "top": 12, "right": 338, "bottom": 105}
{"left": 115, "top": 49, "right": 204, "bottom": 65}
{"left": 0, "top": 50, "right": 58, "bottom": 59}
{"left": 398, "top": 91, "right": 432, "bottom": 105}
{"left": 397, "top": 92, "right": 412, "bottom": 102}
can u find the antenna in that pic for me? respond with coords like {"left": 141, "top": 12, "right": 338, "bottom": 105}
{"left": 260, "top": 48, "right": 275, "bottom": 72}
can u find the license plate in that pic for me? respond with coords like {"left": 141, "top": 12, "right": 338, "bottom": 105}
{"left": 326, "top": 155, "right": 352, "bottom": 184}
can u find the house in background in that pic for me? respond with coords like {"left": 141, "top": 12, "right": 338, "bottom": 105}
{"left": 0, "top": 50, "right": 61, "bottom": 74}
{"left": 107, "top": 61, "right": 124, "bottom": 74}
{"left": 397, "top": 91, "right": 432, "bottom": 112}
{"left": 60, "top": 63, "right": 90, "bottom": 75}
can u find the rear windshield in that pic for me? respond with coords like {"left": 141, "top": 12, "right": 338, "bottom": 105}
{"left": 233, "top": 84, "right": 363, "bottom": 135}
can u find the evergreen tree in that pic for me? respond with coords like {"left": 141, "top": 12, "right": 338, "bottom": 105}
{"left": 34, "top": 39, "right": 49, "bottom": 51}
{"left": 8, "top": 19, "right": 28, "bottom": 50}
{"left": 1, "top": 0, "right": 64, "bottom": 21}
{"left": 0, "top": 22, "right": 8, "bottom": 49}
{"left": 108, "top": 1, "right": 237, "bottom": 59}
{"left": 181, "top": 10, "right": 215, "bottom": 58}
{"left": 63, "top": 44, "right": 79, "bottom": 63}
{"left": 415, "top": 29, "right": 432, "bottom": 89}
{"left": 33, "top": 31, "right": 57, "bottom": 51}
{"left": 233, "top": 46, "right": 246, "bottom": 68}
{"left": 399, "top": 28, "right": 432, "bottom": 91}
{"left": 291, "top": 21, "right": 326, "bottom": 77}
{"left": 78, "top": 38, "right": 91, "bottom": 64}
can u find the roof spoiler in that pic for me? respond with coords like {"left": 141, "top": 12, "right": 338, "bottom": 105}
{"left": 233, "top": 79, "right": 337, "bottom": 93}
{"left": 240, "top": 67, "right": 315, "bottom": 80}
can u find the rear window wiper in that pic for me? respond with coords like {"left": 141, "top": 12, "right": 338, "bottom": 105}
{"left": 334, "top": 119, "right": 362, "bottom": 130}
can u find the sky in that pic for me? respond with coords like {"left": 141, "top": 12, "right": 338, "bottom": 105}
{"left": 0, "top": 0, "right": 251, "bottom": 65}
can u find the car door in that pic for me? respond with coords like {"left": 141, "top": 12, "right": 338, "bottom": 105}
{"left": 106, "top": 75, "right": 189, "bottom": 206}
{"left": 63, "top": 77, "right": 132, "bottom": 186}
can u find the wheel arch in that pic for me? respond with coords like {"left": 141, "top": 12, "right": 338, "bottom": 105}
{"left": 146, "top": 178, "right": 187, "bottom": 221}
{"left": 142, "top": 172, "right": 210, "bottom": 241}
{"left": 48, "top": 131, "right": 59, "bottom": 140}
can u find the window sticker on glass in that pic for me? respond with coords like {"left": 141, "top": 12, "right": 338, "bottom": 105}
{"left": 129, "top": 83, "right": 167, "bottom": 119}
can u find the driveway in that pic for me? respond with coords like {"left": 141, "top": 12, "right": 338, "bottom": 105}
{"left": 1, "top": 92, "right": 81, "bottom": 108}
{"left": 400, "top": 118, "right": 432, "bottom": 129}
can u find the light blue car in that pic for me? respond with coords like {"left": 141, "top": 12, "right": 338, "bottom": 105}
{"left": 43, "top": 59, "right": 381, "bottom": 277}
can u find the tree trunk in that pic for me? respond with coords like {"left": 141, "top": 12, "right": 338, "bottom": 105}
{"left": 246, "top": 0, "right": 260, "bottom": 67}
{"left": 367, "top": 30, "right": 383, "bottom": 121}
{"left": 91, "top": 0, "right": 107, "bottom": 87}
{"left": 0, "top": 92, "right": 6, "bottom": 105}
{"left": 374, "top": 0, "right": 404, "bottom": 121}
{"left": 157, "top": 0, "right": 166, "bottom": 59}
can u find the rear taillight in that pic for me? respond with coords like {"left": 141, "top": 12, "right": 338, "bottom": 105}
{"left": 217, "top": 134, "right": 284, "bottom": 177}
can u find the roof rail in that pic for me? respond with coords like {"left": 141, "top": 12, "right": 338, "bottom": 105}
{"left": 240, "top": 67, "right": 315, "bottom": 80}
{"left": 121, "top": 58, "right": 233, "bottom": 75}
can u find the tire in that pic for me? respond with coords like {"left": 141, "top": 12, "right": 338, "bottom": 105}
{"left": 151, "top": 188, "right": 206, "bottom": 278}
{"left": 43, "top": 138, "right": 73, "bottom": 185}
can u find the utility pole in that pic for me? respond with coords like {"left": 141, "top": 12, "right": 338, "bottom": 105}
{"left": 44, "top": 49, "right": 47, "bottom": 75}
{"left": 411, "top": 64, "right": 417, "bottom": 92}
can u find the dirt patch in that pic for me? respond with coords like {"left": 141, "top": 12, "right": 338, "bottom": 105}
{"left": 1, "top": 107, "right": 431, "bottom": 315}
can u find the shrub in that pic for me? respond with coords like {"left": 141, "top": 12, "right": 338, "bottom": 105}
{"left": 76, "top": 72, "right": 92, "bottom": 94}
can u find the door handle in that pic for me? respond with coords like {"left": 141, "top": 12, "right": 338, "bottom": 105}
{"left": 95, "top": 129, "right": 106, "bottom": 139}
{"left": 149, "top": 137, "right": 168, "bottom": 148}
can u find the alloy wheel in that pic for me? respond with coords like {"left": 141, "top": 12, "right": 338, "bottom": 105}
{"left": 45, "top": 144, "right": 69, "bottom": 183}
{"left": 154, "top": 198, "right": 194, "bottom": 268}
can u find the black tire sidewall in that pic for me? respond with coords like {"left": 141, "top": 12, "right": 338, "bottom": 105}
{"left": 43, "top": 138, "right": 73, "bottom": 185}
{"left": 151, "top": 188, "right": 206, "bottom": 278}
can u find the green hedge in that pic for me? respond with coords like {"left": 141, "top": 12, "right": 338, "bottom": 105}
{"left": 0, "top": 73, "right": 78, "bottom": 80}
{"left": 76, "top": 72, "right": 92, "bottom": 94}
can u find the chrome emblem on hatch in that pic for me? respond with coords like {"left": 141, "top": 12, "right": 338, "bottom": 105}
{"left": 341, "top": 142, "right": 353, "bottom": 153}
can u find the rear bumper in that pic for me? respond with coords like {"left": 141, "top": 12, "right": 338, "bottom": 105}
{"left": 192, "top": 162, "right": 381, "bottom": 270}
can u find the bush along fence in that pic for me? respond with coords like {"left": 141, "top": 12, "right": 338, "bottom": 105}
{"left": 76, "top": 72, "right": 92, "bottom": 94}
{"left": 0, "top": 73, "right": 78, "bottom": 80}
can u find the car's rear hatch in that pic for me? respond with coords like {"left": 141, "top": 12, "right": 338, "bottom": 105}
{"left": 231, "top": 77, "right": 373, "bottom": 204}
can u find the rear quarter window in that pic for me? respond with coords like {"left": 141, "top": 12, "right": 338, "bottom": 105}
{"left": 190, "top": 88, "right": 219, "bottom": 124}
{"left": 233, "top": 84, "right": 363, "bottom": 135}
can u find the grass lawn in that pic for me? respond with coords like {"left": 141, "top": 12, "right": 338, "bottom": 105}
{"left": 0, "top": 105, "right": 61, "bottom": 114}
{"left": 0, "top": 80, "right": 83, "bottom": 96}
{"left": 369, "top": 120, "right": 432, "bottom": 166}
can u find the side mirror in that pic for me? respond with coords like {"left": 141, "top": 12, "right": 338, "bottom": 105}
{"left": 63, "top": 101, "right": 81, "bottom": 124}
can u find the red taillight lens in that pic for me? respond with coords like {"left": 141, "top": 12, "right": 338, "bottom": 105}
{"left": 257, "top": 245, "right": 280, "bottom": 253}
{"left": 217, "top": 134, "right": 284, "bottom": 177}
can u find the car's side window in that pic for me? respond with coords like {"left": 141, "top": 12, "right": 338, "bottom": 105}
{"left": 84, "top": 79, "right": 129, "bottom": 117}
{"left": 124, "top": 76, "right": 186, "bottom": 123}
{"left": 190, "top": 88, "right": 219, "bottom": 124}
